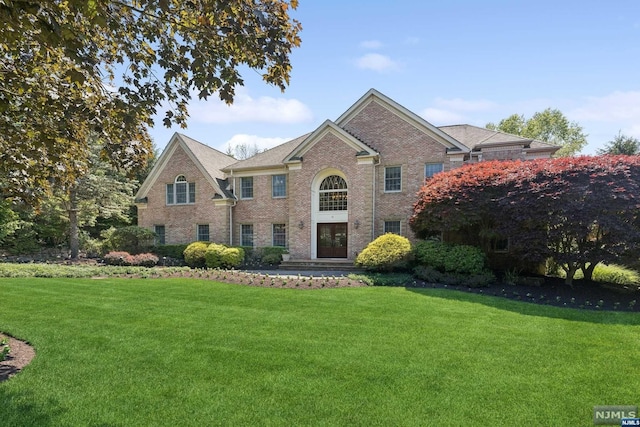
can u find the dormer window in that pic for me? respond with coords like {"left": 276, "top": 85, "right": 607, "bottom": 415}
{"left": 166, "top": 175, "right": 195, "bottom": 205}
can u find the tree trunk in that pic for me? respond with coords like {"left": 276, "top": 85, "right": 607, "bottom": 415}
{"left": 69, "top": 187, "right": 79, "bottom": 260}
{"left": 563, "top": 263, "right": 579, "bottom": 287}
{"left": 581, "top": 262, "right": 598, "bottom": 281}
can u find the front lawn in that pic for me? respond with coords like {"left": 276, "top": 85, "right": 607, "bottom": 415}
{"left": 1, "top": 278, "right": 639, "bottom": 426}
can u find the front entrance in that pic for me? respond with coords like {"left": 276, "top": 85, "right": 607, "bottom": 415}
{"left": 317, "top": 223, "right": 348, "bottom": 258}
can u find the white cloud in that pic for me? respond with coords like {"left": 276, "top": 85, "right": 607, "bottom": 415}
{"left": 355, "top": 53, "right": 401, "bottom": 73}
{"left": 188, "top": 88, "right": 313, "bottom": 124}
{"left": 570, "top": 91, "right": 640, "bottom": 123}
{"left": 360, "top": 40, "right": 383, "bottom": 49}
{"left": 420, "top": 108, "right": 464, "bottom": 125}
{"left": 223, "top": 134, "right": 292, "bottom": 153}
{"left": 419, "top": 97, "right": 497, "bottom": 125}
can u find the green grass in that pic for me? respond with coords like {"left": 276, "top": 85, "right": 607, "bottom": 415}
{"left": 1, "top": 278, "right": 639, "bottom": 426}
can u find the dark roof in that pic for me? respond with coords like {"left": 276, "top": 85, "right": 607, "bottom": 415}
{"left": 438, "top": 124, "right": 559, "bottom": 151}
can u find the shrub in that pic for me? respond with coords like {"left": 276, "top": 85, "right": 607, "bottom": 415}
{"left": 220, "top": 247, "right": 244, "bottom": 269}
{"left": 130, "top": 253, "right": 159, "bottom": 267}
{"left": 261, "top": 253, "right": 282, "bottom": 265}
{"left": 152, "top": 244, "right": 188, "bottom": 261}
{"left": 103, "top": 251, "right": 132, "bottom": 266}
{"left": 589, "top": 264, "right": 639, "bottom": 286}
{"left": 102, "top": 226, "right": 156, "bottom": 254}
{"left": 414, "top": 240, "right": 487, "bottom": 275}
{"left": 183, "top": 242, "right": 209, "bottom": 268}
{"left": 355, "top": 233, "right": 412, "bottom": 272}
{"left": 204, "top": 243, "right": 226, "bottom": 269}
{"left": 205, "top": 244, "right": 245, "bottom": 269}
{"left": 347, "top": 272, "right": 413, "bottom": 287}
{"left": 103, "top": 251, "right": 158, "bottom": 267}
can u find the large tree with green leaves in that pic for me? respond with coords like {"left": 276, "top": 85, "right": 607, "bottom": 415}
{"left": 0, "top": 0, "right": 301, "bottom": 200}
{"left": 597, "top": 131, "right": 640, "bottom": 155}
{"left": 486, "top": 108, "right": 588, "bottom": 157}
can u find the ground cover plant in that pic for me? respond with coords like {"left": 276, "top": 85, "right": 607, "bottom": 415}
{"left": 2, "top": 277, "right": 640, "bottom": 426}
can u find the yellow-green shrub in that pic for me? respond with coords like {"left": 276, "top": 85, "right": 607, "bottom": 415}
{"left": 183, "top": 242, "right": 209, "bottom": 268}
{"left": 355, "top": 233, "right": 412, "bottom": 272}
{"left": 205, "top": 244, "right": 245, "bottom": 269}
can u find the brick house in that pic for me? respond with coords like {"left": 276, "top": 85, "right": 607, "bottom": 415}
{"left": 135, "top": 89, "right": 558, "bottom": 260}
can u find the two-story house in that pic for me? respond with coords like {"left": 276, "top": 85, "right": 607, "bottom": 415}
{"left": 135, "top": 89, "right": 558, "bottom": 260}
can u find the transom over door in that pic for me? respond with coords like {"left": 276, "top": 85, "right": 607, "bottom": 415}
{"left": 317, "top": 223, "right": 348, "bottom": 258}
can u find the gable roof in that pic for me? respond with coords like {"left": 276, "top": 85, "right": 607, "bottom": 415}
{"left": 135, "top": 133, "right": 236, "bottom": 200}
{"left": 439, "top": 124, "right": 560, "bottom": 152}
{"left": 284, "top": 120, "right": 379, "bottom": 164}
{"left": 222, "top": 133, "right": 310, "bottom": 172}
{"left": 336, "top": 88, "right": 471, "bottom": 153}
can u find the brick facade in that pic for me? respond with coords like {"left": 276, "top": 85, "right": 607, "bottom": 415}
{"left": 136, "top": 89, "right": 557, "bottom": 259}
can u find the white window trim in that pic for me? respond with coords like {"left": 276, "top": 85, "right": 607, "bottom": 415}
{"left": 272, "top": 174, "right": 287, "bottom": 199}
{"left": 240, "top": 177, "right": 254, "bottom": 200}
{"left": 384, "top": 165, "right": 402, "bottom": 193}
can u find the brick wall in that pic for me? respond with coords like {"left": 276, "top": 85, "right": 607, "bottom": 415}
{"left": 137, "top": 145, "right": 229, "bottom": 244}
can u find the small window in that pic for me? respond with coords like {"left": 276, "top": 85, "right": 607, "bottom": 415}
{"left": 272, "top": 224, "right": 287, "bottom": 247}
{"left": 491, "top": 237, "right": 509, "bottom": 253}
{"left": 197, "top": 224, "right": 210, "bottom": 242}
{"left": 384, "top": 166, "right": 402, "bottom": 192}
{"left": 272, "top": 174, "right": 287, "bottom": 198}
{"left": 384, "top": 221, "right": 401, "bottom": 235}
{"left": 240, "top": 177, "right": 254, "bottom": 199}
{"left": 425, "top": 163, "right": 444, "bottom": 179}
{"left": 166, "top": 175, "right": 195, "bottom": 205}
{"left": 241, "top": 224, "right": 254, "bottom": 247}
{"left": 154, "top": 225, "right": 166, "bottom": 245}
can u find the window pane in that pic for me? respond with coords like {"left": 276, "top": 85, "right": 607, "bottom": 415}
{"left": 188, "top": 183, "right": 196, "bottom": 203}
{"left": 176, "top": 182, "right": 187, "bottom": 204}
{"left": 385, "top": 166, "right": 401, "bottom": 192}
{"left": 272, "top": 175, "right": 286, "bottom": 198}
{"left": 154, "top": 225, "right": 166, "bottom": 245}
{"left": 241, "top": 224, "right": 254, "bottom": 247}
{"left": 166, "top": 184, "right": 174, "bottom": 205}
{"left": 319, "top": 175, "right": 348, "bottom": 211}
{"left": 197, "top": 224, "right": 210, "bottom": 241}
{"left": 384, "top": 221, "right": 401, "bottom": 235}
{"left": 425, "top": 163, "right": 444, "bottom": 178}
{"left": 272, "top": 224, "right": 287, "bottom": 247}
{"left": 241, "top": 177, "right": 253, "bottom": 199}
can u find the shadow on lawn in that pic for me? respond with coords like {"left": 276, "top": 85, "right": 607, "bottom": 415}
{"left": 0, "top": 389, "right": 65, "bottom": 427}
{"left": 405, "top": 286, "right": 640, "bottom": 326}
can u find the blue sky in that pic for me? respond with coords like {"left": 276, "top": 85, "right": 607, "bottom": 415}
{"left": 148, "top": 0, "right": 640, "bottom": 156}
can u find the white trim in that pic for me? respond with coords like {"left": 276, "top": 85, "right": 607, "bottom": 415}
{"left": 310, "top": 168, "right": 349, "bottom": 259}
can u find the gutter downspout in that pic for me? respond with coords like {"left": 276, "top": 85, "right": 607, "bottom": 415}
{"left": 229, "top": 170, "right": 235, "bottom": 245}
{"left": 372, "top": 156, "right": 380, "bottom": 242}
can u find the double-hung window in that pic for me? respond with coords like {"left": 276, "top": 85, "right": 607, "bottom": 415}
{"left": 241, "top": 224, "right": 254, "bottom": 247}
{"left": 425, "top": 163, "right": 444, "bottom": 179}
{"left": 384, "top": 166, "right": 402, "bottom": 192}
{"left": 166, "top": 175, "right": 195, "bottom": 205}
{"left": 197, "top": 224, "right": 210, "bottom": 242}
{"left": 154, "top": 225, "right": 166, "bottom": 245}
{"left": 272, "top": 174, "right": 287, "bottom": 198}
{"left": 240, "top": 177, "right": 254, "bottom": 199}
{"left": 272, "top": 224, "right": 287, "bottom": 247}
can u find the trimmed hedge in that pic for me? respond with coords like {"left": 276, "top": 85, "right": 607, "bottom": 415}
{"left": 103, "top": 251, "right": 159, "bottom": 267}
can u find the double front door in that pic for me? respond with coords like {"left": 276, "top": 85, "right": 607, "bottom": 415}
{"left": 317, "top": 223, "right": 348, "bottom": 258}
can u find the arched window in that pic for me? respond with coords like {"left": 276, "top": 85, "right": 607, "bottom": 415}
{"left": 166, "top": 175, "right": 195, "bottom": 205}
{"left": 319, "top": 175, "right": 347, "bottom": 211}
